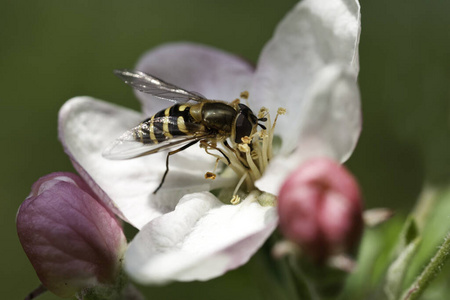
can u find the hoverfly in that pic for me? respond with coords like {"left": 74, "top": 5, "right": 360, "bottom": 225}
{"left": 103, "top": 69, "right": 267, "bottom": 194}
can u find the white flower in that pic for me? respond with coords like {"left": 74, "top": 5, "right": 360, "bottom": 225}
{"left": 58, "top": 0, "right": 361, "bottom": 284}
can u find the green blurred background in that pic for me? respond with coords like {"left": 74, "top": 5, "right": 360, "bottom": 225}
{"left": 2, "top": 0, "right": 450, "bottom": 299}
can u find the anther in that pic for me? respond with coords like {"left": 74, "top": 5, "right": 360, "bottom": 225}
{"left": 258, "top": 107, "right": 268, "bottom": 119}
{"left": 205, "top": 172, "right": 216, "bottom": 180}
{"left": 238, "top": 143, "right": 251, "bottom": 153}
{"left": 240, "top": 91, "right": 249, "bottom": 99}
{"left": 241, "top": 136, "right": 252, "bottom": 144}
{"left": 277, "top": 107, "right": 287, "bottom": 115}
{"left": 231, "top": 195, "right": 241, "bottom": 205}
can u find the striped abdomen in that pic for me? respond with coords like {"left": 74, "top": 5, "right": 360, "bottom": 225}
{"left": 134, "top": 104, "right": 203, "bottom": 144}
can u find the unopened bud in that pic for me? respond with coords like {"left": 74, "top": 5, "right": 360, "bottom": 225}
{"left": 277, "top": 158, "right": 363, "bottom": 262}
{"left": 16, "top": 173, "right": 127, "bottom": 298}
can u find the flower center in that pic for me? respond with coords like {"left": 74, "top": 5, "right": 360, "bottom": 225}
{"left": 203, "top": 102, "right": 285, "bottom": 204}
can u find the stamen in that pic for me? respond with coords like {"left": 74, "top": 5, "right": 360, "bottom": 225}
{"left": 229, "top": 142, "right": 251, "bottom": 168}
{"left": 197, "top": 105, "right": 284, "bottom": 199}
{"left": 231, "top": 172, "right": 248, "bottom": 204}
{"left": 220, "top": 141, "right": 248, "bottom": 177}
{"left": 268, "top": 107, "right": 287, "bottom": 159}
{"left": 260, "top": 129, "right": 269, "bottom": 170}
{"left": 204, "top": 158, "right": 220, "bottom": 180}
{"left": 213, "top": 157, "right": 220, "bottom": 172}
{"left": 238, "top": 143, "right": 261, "bottom": 180}
{"left": 246, "top": 150, "right": 261, "bottom": 180}
{"left": 252, "top": 149, "right": 264, "bottom": 174}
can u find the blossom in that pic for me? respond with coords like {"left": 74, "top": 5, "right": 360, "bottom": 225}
{"left": 277, "top": 158, "right": 363, "bottom": 262}
{"left": 16, "top": 173, "right": 127, "bottom": 298}
{"left": 58, "top": 0, "right": 361, "bottom": 284}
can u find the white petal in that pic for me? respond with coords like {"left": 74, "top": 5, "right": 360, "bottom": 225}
{"left": 59, "top": 97, "right": 231, "bottom": 229}
{"left": 250, "top": 0, "right": 361, "bottom": 149}
{"left": 125, "top": 192, "right": 277, "bottom": 284}
{"left": 256, "top": 65, "right": 361, "bottom": 195}
{"left": 134, "top": 43, "right": 255, "bottom": 116}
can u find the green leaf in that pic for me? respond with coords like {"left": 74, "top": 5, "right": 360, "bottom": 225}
{"left": 383, "top": 217, "right": 421, "bottom": 300}
{"left": 396, "top": 217, "right": 419, "bottom": 254}
{"left": 384, "top": 236, "right": 421, "bottom": 300}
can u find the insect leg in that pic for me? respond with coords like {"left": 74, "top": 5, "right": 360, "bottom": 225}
{"left": 214, "top": 147, "right": 231, "bottom": 165}
{"left": 223, "top": 140, "right": 235, "bottom": 152}
{"left": 201, "top": 140, "right": 231, "bottom": 165}
{"left": 153, "top": 140, "right": 199, "bottom": 194}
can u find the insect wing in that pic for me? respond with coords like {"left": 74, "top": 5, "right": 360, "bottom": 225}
{"left": 114, "top": 69, "right": 206, "bottom": 103}
{"left": 102, "top": 125, "right": 212, "bottom": 160}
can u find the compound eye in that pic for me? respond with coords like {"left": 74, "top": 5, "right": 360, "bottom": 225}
{"left": 234, "top": 113, "right": 253, "bottom": 143}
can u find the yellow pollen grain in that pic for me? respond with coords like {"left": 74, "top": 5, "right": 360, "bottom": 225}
{"left": 240, "top": 91, "right": 249, "bottom": 99}
{"left": 177, "top": 116, "right": 189, "bottom": 133}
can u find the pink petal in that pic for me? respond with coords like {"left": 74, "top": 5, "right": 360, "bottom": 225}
{"left": 17, "top": 173, "right": 127, "bottom": 298}
{"left": 277, "top": 158, "right": 363, "bottom": 261}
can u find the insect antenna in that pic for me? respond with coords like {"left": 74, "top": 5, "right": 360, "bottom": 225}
{"left": 258, "top": 117, "right": 267, "bottom": 129}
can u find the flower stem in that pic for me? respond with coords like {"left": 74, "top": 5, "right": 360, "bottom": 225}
{"left": 401, "top": 232, "right": 450, "bottom": 300}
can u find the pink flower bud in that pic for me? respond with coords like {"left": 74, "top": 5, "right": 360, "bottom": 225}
{"left": 277, "top": 158, "right": 363, "bottom": 262}
{"left": 17, "top": 173, "right": 127, "bottom": 298}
